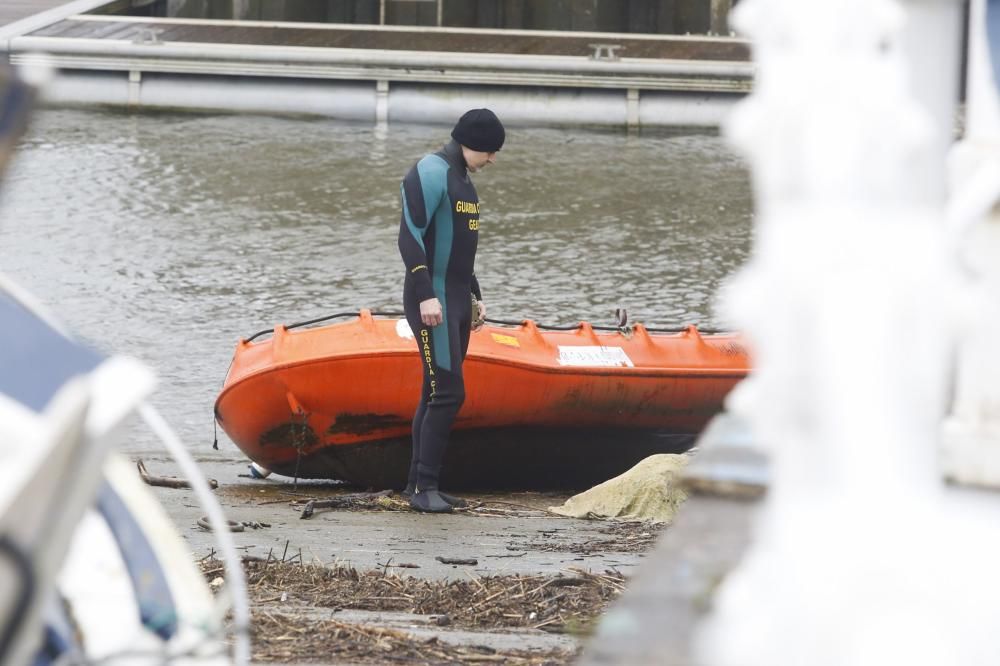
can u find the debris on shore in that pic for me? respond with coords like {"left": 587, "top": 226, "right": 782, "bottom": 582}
{"left": 251, "top": 611, "right": 576, "bottom": 664}
{"left": 299, "top": 490, "right": 395, "bottom": 518}
{"left": 509, "top": 521, "right": 662, "bottom": 555}
{"left": 294, "top": 491, "right": 566, "bottom": 519}
{"left": 200, "top": 556, "right": 627, "bottom": 663}
{"left": 203, "top": 557, "right": 626, "bottom": 631}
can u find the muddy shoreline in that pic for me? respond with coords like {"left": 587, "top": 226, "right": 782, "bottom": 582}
{"left": 141, "top": 455, "right": 669, "bottom": 663}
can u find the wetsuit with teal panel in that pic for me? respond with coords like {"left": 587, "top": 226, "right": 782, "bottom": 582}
{"left": 398, "top": 140, "right": 482, "bottom": 492}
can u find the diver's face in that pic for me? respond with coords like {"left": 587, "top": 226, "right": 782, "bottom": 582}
{"left": 462, "top": 147, "right": 497, "bottom": 173}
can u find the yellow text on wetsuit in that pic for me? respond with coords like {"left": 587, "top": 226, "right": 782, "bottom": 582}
{"left": 420, "top": 328, "right": 435, "bottom": 378}
{"left": 455, "top": 201, "right": 480, "bottom": 214}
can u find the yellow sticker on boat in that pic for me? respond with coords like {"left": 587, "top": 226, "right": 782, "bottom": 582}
{"left": 491, "top": 333, "right": 520, "bottom": 348}
{"left": 557, "top": 346, "right": 634, "bottom": 368}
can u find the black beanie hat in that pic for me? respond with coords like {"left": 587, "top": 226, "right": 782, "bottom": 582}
{"left": 451, "top": 108, "right": 505, "bottom": 153}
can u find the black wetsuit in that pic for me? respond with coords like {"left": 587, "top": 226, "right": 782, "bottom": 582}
{"left": 398, "top": 140, "right": 482, "bottom": 493}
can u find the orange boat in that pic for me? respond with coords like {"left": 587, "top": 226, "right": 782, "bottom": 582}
{"left": 214, "top": 310, "right": 750, "bottom": 490}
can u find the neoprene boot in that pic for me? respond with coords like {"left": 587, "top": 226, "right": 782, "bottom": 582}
{"left": 410, "top": 463, "right": 457, "bottom": 513}
{"left": 409, "top": 489, "right": 454, "bottom": 513}
{"left": 402, "top": 483, "right": 467, "bottom": 507}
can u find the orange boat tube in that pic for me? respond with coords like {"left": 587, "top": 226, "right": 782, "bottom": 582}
{"left": 215, "top": 310, "right": 750, "bottom": 490}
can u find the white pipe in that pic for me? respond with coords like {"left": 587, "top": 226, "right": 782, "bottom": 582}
{"left": 139, "top": 404, "right": 250, "bottom": 666}
{"left": 7, "top": 36, "right": 755, "bottom": 79}
{"left": 32, "top": 71, "right": 736, "bottom": 127}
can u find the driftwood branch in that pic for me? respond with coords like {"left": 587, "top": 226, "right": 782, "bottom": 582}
{"left": 435, "top": 556, "right": 479, "bottom": 566}
{"left": 377, "top": 561, "right": 420, "bottom": 569}
{"left": 487, "top": 551, "right": 527, "bottom": 558}
{"left": 137, "top": 459, "right": 218, "bottom": 489}
{"left": 299, "top": 490, "right": 393, "bottom": 519}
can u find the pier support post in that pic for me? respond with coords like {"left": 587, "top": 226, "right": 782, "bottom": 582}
{"left": 127, "top": 70, "right": 141, "bottom": 109}
{"left": 709, "top": 0, "right": 732, "bottom": 35}
{"left": 375, "top": 79, "right": 389, "bottom": 128}
{"left": 231, "top": 0, "right": 252, "bottom": 20}
{"left": 626, "top": 88, "right": 640, "bottom": 131}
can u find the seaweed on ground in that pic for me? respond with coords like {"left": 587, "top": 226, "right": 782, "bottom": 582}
{"left": 201, "top": 557, "right": 627, "bottom": 662}
{"left": 203, "top": 557, "right": 625, "bottom": 632}
{"left": 293, "top": 491, "right": 569, "bottom": 519}
{"left": 508, "top": 521, "right": 664, "bottom": 555}
{"left": 251, "top": 611, "right": 576, "bottom": 664}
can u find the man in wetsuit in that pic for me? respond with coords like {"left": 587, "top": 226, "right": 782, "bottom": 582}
{"left": 397, "top": 108, "right": 505, "bottom": 513}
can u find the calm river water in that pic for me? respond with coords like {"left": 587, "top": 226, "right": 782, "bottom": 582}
{"left": 1, "top": 109, "right": 753, "bottom": 456}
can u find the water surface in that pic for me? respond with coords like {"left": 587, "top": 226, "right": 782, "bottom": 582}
{"left": 0, "top": 109, "right": 752, "bottom": 455}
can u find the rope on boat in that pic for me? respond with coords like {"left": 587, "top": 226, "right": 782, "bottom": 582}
{"left": 243, "top": 310, "right": 727, "bottom": 343}
{"left": 244, "top": 311, "right": 402, "bottom": 342}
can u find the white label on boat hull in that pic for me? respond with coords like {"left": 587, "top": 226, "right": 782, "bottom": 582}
{"left": 557, "top": 345, "right": 634, "bottom": 368}
{"left": 395, "top": 319, "right": 414, "bottom": 339}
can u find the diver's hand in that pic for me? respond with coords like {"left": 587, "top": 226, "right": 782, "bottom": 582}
{"left": 419, "top": 298, "right": 443, "bottom": 327}
{"left": 472, "top": 300, "right": 487, "bottom": 332}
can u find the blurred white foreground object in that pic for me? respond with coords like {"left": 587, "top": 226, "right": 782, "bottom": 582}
{"left": 941, "top": 0, "right": 1000, "bottom": 487}
{"left": 0, "top": 63, "right": 248, "bottom": 666}
{"left": 0, "top": 285, "right": 249, "bottom": 666}
{"left": 695, "top": 0, "right": 1000, "bottom": 664}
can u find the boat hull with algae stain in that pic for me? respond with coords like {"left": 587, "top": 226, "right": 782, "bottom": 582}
{"left": 214, "top": 310, "right": 750, "bottom": 490}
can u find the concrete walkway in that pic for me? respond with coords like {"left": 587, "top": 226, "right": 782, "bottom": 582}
{"left": 0, "top": 1, "right": 70, "bottom": 27}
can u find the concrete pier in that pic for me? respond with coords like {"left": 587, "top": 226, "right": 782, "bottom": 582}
{"left": 0, "top": 1, "right": 67, "bottom": 27}
{"left": 0, "top": 1, "right": 752, "bottom": 127}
